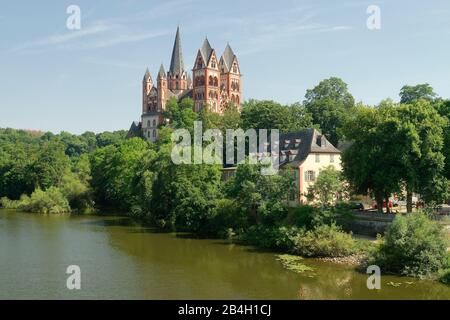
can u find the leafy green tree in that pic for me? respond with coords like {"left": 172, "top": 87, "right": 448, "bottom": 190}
{"left": 304, "top": 77, "right": 355, "bottom": 146}
{"left": 90, "top": 138, "right": 153, "bottom": 210}
{"left": 372, "top": 212, "right": 448, "bottom": 277}
{"left": 225, "top": 162, "right": 293, "bottom": 226}
{"left": 400, "top": 83, "right": 437, "bottom": 104}
{"left": 306, "top": 166, "right": 345, "bottom": 206}
{"left": 95, "top": 130, "right": 127, "bottom": 147}
{"left": 341, "top": 105, "right": 402, "bottom": 213}
{"left": 393, "top": 101, "right": 448, "bottom": 210}
{"left": 164, "top": 97, "right": 197, "bottom": 131}
{"left": 29, "top": 140, "right": 71, "bottom": 190}
{"left": 241, "top": 100, "right": 312, "bottom": 133}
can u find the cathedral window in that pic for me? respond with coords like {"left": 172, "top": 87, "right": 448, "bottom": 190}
{"left": 213, "top": 77, "right": 218, "bottom": 87}
{"left": 209, "top": 76, "right": 213, "bottom": 86}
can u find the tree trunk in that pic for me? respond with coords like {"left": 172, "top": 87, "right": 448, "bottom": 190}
{"left": 375, "top": 192, "right": 384, "bottom": 214}
{"left": 385, "top": 195, "right": 391, "bottom": 214}
{"left": 406, "top": 190, "right": 413, "bottom": 213}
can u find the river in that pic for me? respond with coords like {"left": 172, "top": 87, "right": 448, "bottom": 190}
{"left": 0, "top": 209, "right": 449, "bottom": 299}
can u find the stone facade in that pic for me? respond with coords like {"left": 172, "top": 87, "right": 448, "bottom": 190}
{"left": 130, "top": 27, "right": 242, "bottom": 141}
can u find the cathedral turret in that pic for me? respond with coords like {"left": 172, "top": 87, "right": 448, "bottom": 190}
{"left": 157, "top": 64, "right": 168, "bottom": 111}
{"left": 142, "top": 68, "right": 153, "bottom": 113}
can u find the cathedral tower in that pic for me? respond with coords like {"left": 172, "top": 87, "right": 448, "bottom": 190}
{"left": 219, "top": 43, "right": 242, "bottom": 109}
{"left": 192, "top": 38, "right": 221, "bottom": 113}
{"left": 157, "top": 64, "right": 168, "bottom": 111}
{"left": 142, "top": 68, "right": 152, "bottom": 113}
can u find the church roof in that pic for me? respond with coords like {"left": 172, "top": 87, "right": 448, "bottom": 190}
{"left": 200, "top": 38, "right": 213, "bottom": 64}
{"left": 221, "top": 43, "right": 236, "bottom": 70}
{"left": 143, "top": 68, "right": 152, "bottom": 81}
{"left": 158, "top": 64, "right": 166, "bottom": 79}
{"left": 169, "top": 26, "right": 185, "bottom": 76}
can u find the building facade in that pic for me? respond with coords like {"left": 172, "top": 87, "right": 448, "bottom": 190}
{"left": 130, "top": 27, "right": 242, "bottom": 141}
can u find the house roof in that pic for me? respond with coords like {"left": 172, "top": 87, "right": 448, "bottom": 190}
{"left": 275, "top": 128, "right": 341, "bottom": 168}
{"left": 127, "top": 121, "right": 142, "bottom": 138}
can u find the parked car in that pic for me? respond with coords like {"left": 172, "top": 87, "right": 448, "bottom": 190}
{"left": 372, "top": 200, "right": 393, "bottom": 209}
{"left": 349, "top": 201, "right": 364, "bottom": 211}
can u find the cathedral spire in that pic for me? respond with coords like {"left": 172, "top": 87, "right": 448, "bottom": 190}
{"left": 158, "top": 63, "right": 166, "bottom": 79}
{"left": 169, "top": 26, "right": 185, "bottom": 76}
{"left": 143, "top": 67, "right": 151, "bottom": 81}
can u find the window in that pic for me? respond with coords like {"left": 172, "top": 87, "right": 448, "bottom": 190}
{"left": 209, "top": 76, "right": 213, "bottom": 86}
{"left": 176, "top": 81, "right": 179, "bottom": 90}
{"left": 147, "top": 120, "right": 150, "bottom": 127}
{"left": 213, "top": 77, "right": 218, "bottom": 87}
{"left": 153, "top": 119, "right": 156, "bottom": 127}
{"left": 152, "top": 130, "right": 156, "bottom": 138}
{"left": 147, "top": 131, "right": 150, "bottom": 138}
{"left": 305, "top": 170, "right": 315, "bottom": 182}
{"left": 315, "top": 154, "right": 320, "bottom": 163}
{"left": 330, "top": 154, "right": 334, "bottom": 163}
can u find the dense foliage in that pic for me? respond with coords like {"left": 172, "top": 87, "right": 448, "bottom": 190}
{"left": 371, "top": 212, "right": 449, "bottom": 277}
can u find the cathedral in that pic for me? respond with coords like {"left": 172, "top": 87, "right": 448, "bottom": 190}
{"left": 128, "top": 27, "right": 242, "bottom": 141}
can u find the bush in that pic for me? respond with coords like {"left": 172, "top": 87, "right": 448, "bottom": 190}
{"left": 372, "top": 212, "right": 448, "bottom": 277}
{"left": 439, "top": 269, "right": 450, "bottom": 285}
{"left": 1, "top": 187, "right": 71, "bottom": 214}
{"left": 243, "top": 224, "right": 356, "bottom": 258}
{"left": 292, "top": 205, "right": 342, "bottom": 229}
{"left": 289, "top": 224, "right": 356, "bottom": 257}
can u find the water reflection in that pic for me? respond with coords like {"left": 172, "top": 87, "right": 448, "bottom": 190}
{"left": 0, "top": 210, "right": 449, "bottom": 300}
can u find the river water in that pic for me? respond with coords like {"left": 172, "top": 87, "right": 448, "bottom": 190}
{"left": 0, "top": 210, "right": 449, "bottom": 299}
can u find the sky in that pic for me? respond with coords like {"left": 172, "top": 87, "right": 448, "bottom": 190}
{"left": 1, "top": 0, "right": 450, "bottom": 134}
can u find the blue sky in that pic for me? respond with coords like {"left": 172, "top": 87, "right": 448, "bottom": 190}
{"left": 1, "top": 0, "right": 449, "bottom": 133}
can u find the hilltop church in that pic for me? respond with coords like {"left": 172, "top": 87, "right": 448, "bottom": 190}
{"left": 128, "top": 27, "right": 242, "bottom": 141}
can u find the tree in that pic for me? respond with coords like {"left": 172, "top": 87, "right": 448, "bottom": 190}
{"left": 341, "top": 105, "right": 404, "bottom": 213}
{"left": 393, "top": 101, "right": 448, "bottom": 210}
{"left": 304, "top": 77, "right": 355, "bottom": 146}
{"left": 164, "top": 97, "right": 198, "bottom": 132}
{"left": 342, "top": 101, "right": 448, "bottom": 213}
{"left": 372, "top": 212, "right": 448, "bottom": 277}
{"left": 306, "top": 166, "right": 345, "bottom": 206}
{"left": 399, "top": 83, "right": 437, "bottom": 104}
{"left": 241, "top": 100, "right": 312, "bottom": 133}
{"left": 225, "top": 162, "right": 294, "bottom": 226}
{"left": 90, "top": 138, "right": 153, "bottom": 210}
{"left": 435, "top": 100, "right": 450, "bottom": 180}
{"left": 29, "top": 140, "right": 71, "bottom": 190}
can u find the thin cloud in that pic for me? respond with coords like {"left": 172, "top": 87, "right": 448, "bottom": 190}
{"left": 12, "top": 22, "right": 116, "bottom": 52}
{"left": 87, "top": 29, "right": 172, "bottom": 49}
